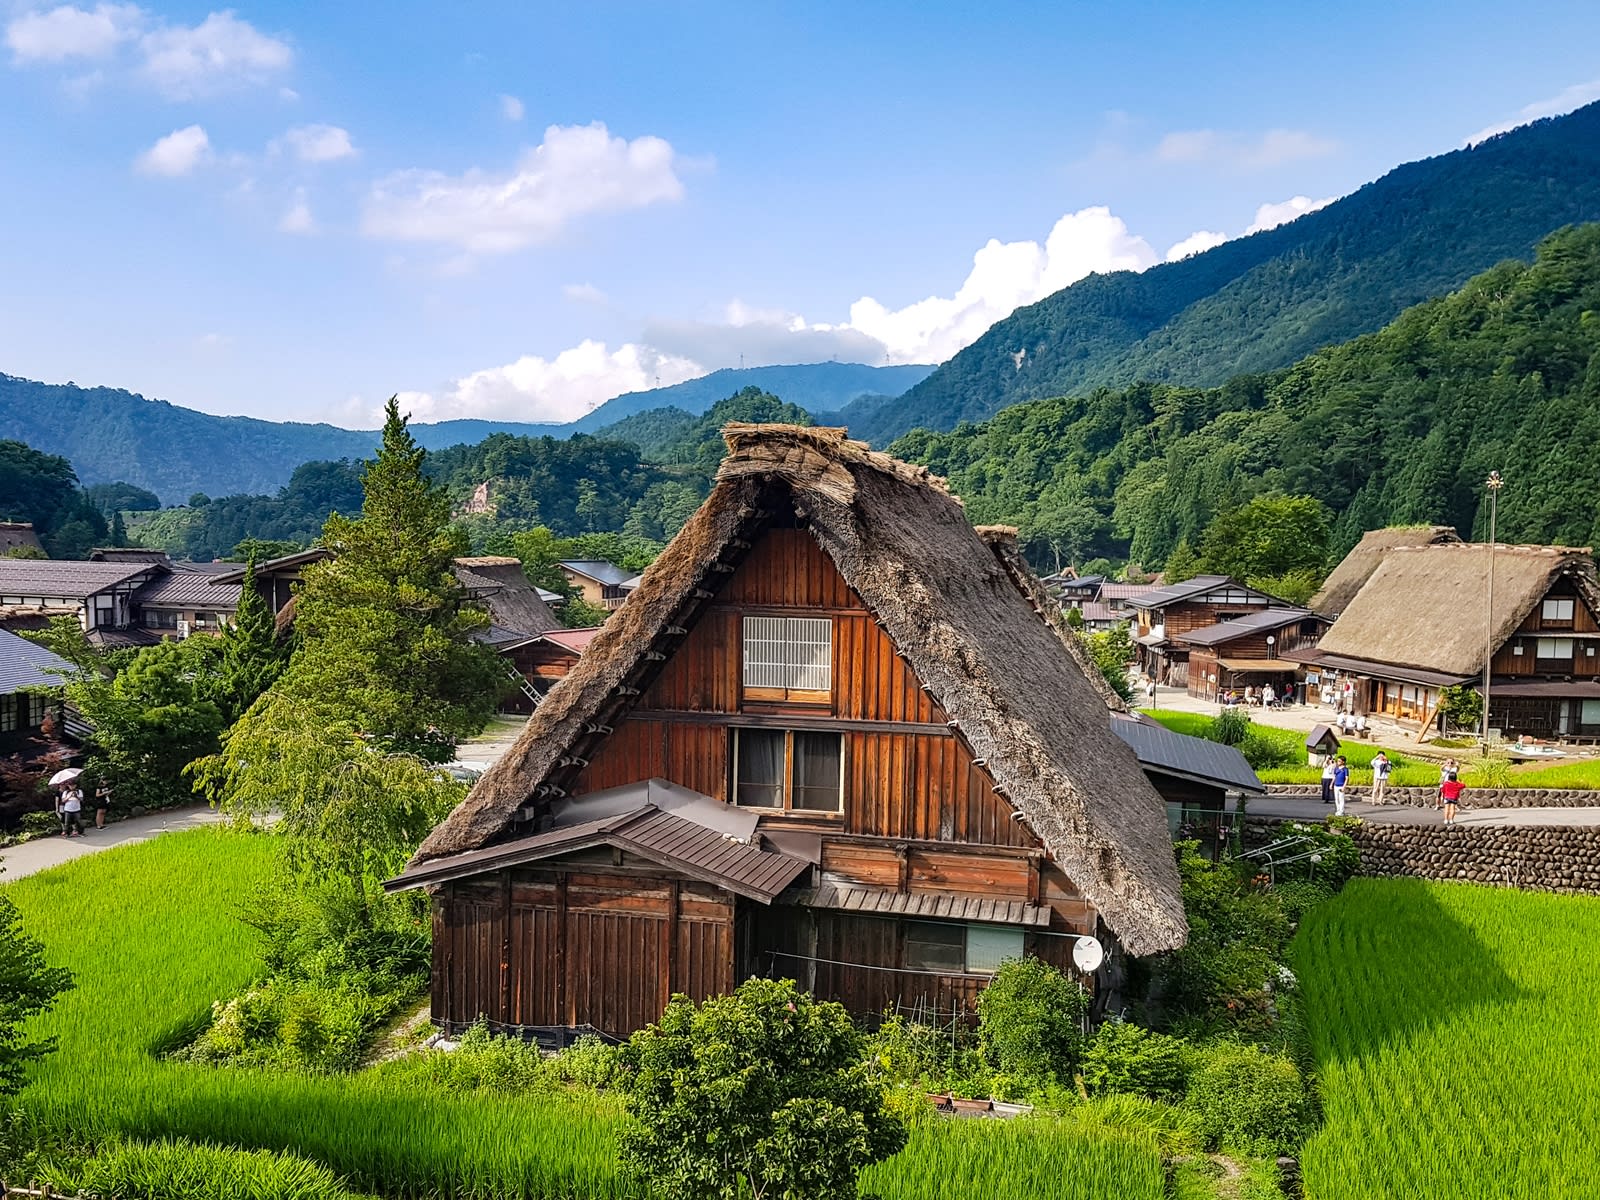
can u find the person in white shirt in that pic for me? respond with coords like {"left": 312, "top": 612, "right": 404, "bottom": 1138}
{"left": 59, "top": 785, "right": 84, "bottom": 837}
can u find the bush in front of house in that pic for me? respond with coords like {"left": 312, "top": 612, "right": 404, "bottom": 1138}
{"left": 1082, "top": 1019, "right": 1189, "bottom": 1103}
{"left": 976, "top": 956, "right": 1089, "bottom": 1091}
{"left": 1183, "top": 1041, "right": 1309, "bottom": 1156}
{"left": 617, "top": 977, "right": 907, "bottom": 1200}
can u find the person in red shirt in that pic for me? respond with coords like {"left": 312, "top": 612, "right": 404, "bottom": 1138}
{"left": 1440, "top": 777, "right": 1465, "bottom": 825}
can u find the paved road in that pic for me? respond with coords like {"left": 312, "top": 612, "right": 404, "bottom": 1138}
{"left": 0, "top": 804, "right": 224, "bottom": 881}
{"left": 1250, "top": 793, "right": 1600, "bottom": 827}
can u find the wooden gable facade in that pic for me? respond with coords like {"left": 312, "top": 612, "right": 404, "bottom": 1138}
{"left": 420, "top": 518, "right": 1099, "bottom": 1039}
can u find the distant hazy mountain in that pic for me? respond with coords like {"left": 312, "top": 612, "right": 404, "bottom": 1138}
{"left": 565, "top": 362, "right": 934, "bottom": 433}
{"left": 852, "top": 100, "right": 1600, "bottom": 445}
{"left": 0, "top": 362, "right": 929, "bottom": 502}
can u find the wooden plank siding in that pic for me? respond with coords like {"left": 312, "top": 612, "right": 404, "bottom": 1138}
{"left": 433, "top": 871, "right": 734, "bottom": 1037}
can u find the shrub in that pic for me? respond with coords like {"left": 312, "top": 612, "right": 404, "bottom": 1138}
{"left": 548, "top": 1034, "right": 620, "bottom": 1089}
{"left": 1212, "top": 707, "right": 1251, "bottom": 747}
{"left": 376, "top": 1020, "right": 549, "bottom": 1094}
{"left": 1238, "top": 731, "right": 1298, "bottom": 770}
{"left": 618, "top": 978, "right": 906, "bottom": 1200}
{"left": 1462, "top": 755, "right": 1512, "bottom": 789}
{"left": 46, "top": 1137, "right": 362, "bottom": 1200}
{"left": 1082, "top": 1020, "right": 1188, "bottom": 1102}
{"left": 977, "top": 957, "right": 1088, "bottom": 1089}
{"left": 1184, "top": 1041, "right": 1308, "bottom": 1156}
{"left": 1270, "top": 879, "right": 1335, "bottom": 926}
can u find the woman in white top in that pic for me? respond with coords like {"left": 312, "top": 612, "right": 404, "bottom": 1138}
{"left": 60, "top": 785, "right": 84, "bottom": 837}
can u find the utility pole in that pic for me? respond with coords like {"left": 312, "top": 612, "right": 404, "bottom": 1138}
{"left": 1480, "top": 470, "right": 1504, "bottom": 752}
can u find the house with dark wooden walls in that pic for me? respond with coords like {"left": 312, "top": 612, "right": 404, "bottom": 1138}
{"left": 1131, "top": 576, "right": 1286, "bottom": 687}
{"left": 1178, "top": 608, "right": 1330, "bottom": 701}
{"left": 389, "top": 425, "right": 1186, "bottom": 1041}
{"left": 1290, "top": 543, "right": 1600, "bottom": 738}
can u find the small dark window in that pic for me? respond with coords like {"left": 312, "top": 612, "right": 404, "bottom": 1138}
{"left": 734, "top": 729, "right": 785, "bottom": 808}
{"left": 905, "top": 921, "right": 964, "bottom": 973}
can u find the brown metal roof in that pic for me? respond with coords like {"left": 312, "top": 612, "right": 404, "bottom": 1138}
{"left": 385, "top": 804, "right": 810, "bottom": 902}
{"left": 0, "top": 559, "right": 156, "bottom": 598}
{"left": 1488, "top": 680, "right": 1600, "bottom": 698}
{"left": 135, "top": 572, "right": 243, "bottom": 609}
{"left": 787, "top": 883, "right": 1053, "bottom": 927}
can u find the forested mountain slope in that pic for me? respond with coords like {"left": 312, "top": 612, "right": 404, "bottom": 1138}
{"left": 854, "top": 101, "right": 1600, "bottom": 445}
{"left": 893, "top": 224, "right": 1600, "bottom": 571}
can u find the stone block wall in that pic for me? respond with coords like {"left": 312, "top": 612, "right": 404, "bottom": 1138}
{"left": 1265, "top": 783, "right": 1600, "bottom": 808}
{"left": 1353, "top": 823, "right": 1600, "bottom": 894}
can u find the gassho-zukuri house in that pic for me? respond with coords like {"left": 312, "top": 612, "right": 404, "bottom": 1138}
{"left": 1289, "top": 540, "right": 1600, "bottom": 738}
{"left": 387, "top": 424, "right": 1187, "bottom": 1042}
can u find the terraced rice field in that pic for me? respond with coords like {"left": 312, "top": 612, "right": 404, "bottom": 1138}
{"left": 7, "top": 827, "right": 1163, "bottom": 1199}
{"left": 1294, "top": 878, "right": 1600, "bottom": 1199}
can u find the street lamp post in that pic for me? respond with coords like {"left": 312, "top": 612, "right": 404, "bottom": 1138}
{"left": 1481, "top": 470, "right": 1504, "bottom": 751}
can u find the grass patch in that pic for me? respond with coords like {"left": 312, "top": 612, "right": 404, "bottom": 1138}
{"left": 1504, "top": 757, "right": 1600, "bottom": 789}
{"left": 7, "top": 827, "right": 1170, "bottom": 1199}
{"left": 1294, "top": 878, "right": 1600, "bottom": 1198}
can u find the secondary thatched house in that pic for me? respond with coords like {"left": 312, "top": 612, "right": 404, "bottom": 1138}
{"left": 1309, "top": 525, "right": 1462, "bottom": 618}
{"left": 1289, "top": 542, "right": 1600, "bottom": 737}
{"left": 389, "top": 424, "right": 1186, "bottom": 1041}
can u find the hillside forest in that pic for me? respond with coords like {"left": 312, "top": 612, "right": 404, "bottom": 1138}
{"left": 6, "top": 226, "right": 1600, "bottom": 582}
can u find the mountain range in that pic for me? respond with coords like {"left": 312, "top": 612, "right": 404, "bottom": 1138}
{"left": 847, "top": 100, "right": 1600, "bottom": 444}
{"left": 0, "top": 362, "right": 929, "bottom": 503}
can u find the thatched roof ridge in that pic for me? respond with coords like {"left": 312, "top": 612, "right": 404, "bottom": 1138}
{"left": 416, "top": 423, "right": 1185, "bottom": 956}
{"left": 1311, "top": 526, "right": 1461, "bottom": 617}
{"left": 1317, "top": 543, "right": 1599, "bottom": 675}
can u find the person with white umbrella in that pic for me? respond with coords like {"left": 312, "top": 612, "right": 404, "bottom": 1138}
{"left": 49, "top": 768, "right": 85, "bottom": 838}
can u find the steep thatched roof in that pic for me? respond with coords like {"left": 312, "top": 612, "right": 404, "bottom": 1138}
{"left": 1316, "top": 543, "right": 1600, "bottom": 676}
{"left": 454, "top": 557, "right": 559, "bottom": 637}
{"left": 1311, "top": 526, "right": 1462, "bottom": 617}
{"left": 415, "top": 424, "right": 1186, "bottom": 956}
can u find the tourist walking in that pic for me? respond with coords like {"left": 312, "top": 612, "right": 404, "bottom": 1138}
{"left": 1320, "top": 757, "right": 1336, "bottom": 805}
{"left": 59, "top": 784, "right": 84, "bottom": 837}
{"left": 1332, "top": 756, "right": 1351, "bottom": 816}
{"left": 1370, "top": 751, "right": 1392, "bottom": 804}
{"left": 93, "top": 783, "right": 111, "bottom": 830}
{"left": 1437, "top": 757, "right": 1459, "bottom": 810}
{"left": 1441, "top": 776, "right": 1465, "bottom": 825}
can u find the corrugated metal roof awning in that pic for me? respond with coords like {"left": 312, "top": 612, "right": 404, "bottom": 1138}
{"left": 786, "top": 883, "right": 1053, "bottom": 927}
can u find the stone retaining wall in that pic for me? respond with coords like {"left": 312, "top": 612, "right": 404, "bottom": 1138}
{"left": 1243, "top": 814, "right": 1600, "bottom": 894}
{"left": 1264, "top": 783, "right": 1600, "bottom": 808}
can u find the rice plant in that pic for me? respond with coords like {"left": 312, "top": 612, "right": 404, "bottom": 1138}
{"left": 6, "top": 827, "right": 1164, "bottom": 1199}
{"left": 1293, "top": 878, "right": 1600, "bottom": 1199}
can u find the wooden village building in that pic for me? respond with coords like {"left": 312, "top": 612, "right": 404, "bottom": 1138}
{"left": 557, "top": 560, "right": 635, "bottom": 611}
{"left": 1177, "top": 608, "right": 1331, "bottom": 701}
{"left": 389, "top": 425, "right": 1187, "bottom": 1041}
{"left": 1131, "top": 576, "right": 1285, "bottom": 688}
{"left": 1288, "top": 542, "right": 1600, "bottom": 738}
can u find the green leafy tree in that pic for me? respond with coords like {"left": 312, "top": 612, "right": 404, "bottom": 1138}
{"left": 1440, "top": 684, "right": 1483, "bottom": 733}
{"left": 1161, "top": 538, "right": 1203, "bottom": 585}
{"left": 192, "top": 698, "right": 464, "bottom": 909}
{"left": 1084, "top": 623, "right": 1136, "bottom": 703}
{"left": 284, "top": 398, "right": 506, "bottom": 760}
{"left": 618, "top": 978, "right": 906, "bottom": 1200}
{"left": 1197, "top": 495, "right": 1330, "bottom": 582}
{"left": 216, "top": 561, "right": 289, "bottom": 722}
{"left": 229, "top": 537, "right": 302, "bottom": 563}
{"left": 976, "top": 957, "right": 1089, "bottom": 1089}
{"left": 0, "top": 893, "right": 73, "bottom": 1099}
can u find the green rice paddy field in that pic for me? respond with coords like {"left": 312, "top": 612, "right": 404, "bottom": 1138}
{"left": 1293, "top": 878, "right": 1600, "bottom": 1199}
{"left": 4, "top": 828, "right": 1163, "bottom": 1199}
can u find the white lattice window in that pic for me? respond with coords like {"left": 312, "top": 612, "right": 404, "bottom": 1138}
{"left": 742, "top": 616, "right": 832, "bottom": 694}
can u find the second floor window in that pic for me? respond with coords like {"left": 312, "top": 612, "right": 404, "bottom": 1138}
{"left": 1542, "top": 597, "right": 1576, "bottom": 623}
{"left": 733, "top": 728, "right": 843, "bottom": 813}
{"left": 742, "top": 616, "right": 832, "bottom": 699}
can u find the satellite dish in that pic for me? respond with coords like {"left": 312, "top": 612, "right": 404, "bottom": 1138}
{"left": 1072, "top": 936, "right": 1104, "bottom": 973}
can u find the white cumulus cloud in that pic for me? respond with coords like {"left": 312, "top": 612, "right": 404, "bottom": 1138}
{"left": 279, "top": 187, "right": 314, "bottom": 233}
{"left": 1466, "top": 79, "right": 1600, "bottom": 145}
{"left": 361, "top": 122, "right": 685, "bottom": 254}
{"left": 6, "top": 5, "right": 291, "bottom": 95}
{"left": 1155, "top": 127, "right": 1338, "bottom": 169}
{"left": 135, "top": 123, "right": 209, "bottom": 176}
{"left": 499, "top": 93, "right": 524, "bottom": 121}
{"left": 1166, "top": 230, "right": 1228, "bottom": 262}
{"left": 276, "top": 123, "right": 355, "bottom": 163}
{"left": 1246, "top": 194, "right": 1334, "bottom": 233}
{"left": 395, "top": 340, "right": 705, "bottom": 424}
{"left": 563, "top": 282, "right": 608, "bottom": 304}
{"left": 5, "top": 3, "right": 140, "bottom": 61}
{"left": 843, "top": 207, "right": 1159, "bottom": 364}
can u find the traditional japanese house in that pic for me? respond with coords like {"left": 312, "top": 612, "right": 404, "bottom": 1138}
{"left": 557, "top": 560, "right": 634, "bottom": 611}
{"left": 0, "top": 523, "right": 43, "bottom": 557}
{"left": 1131, "top": 576, "right": 1285, "bottom": 687}
{"left": 1291, "top": 543, "right": 1600, "bottom": 738}
{"left": 388, "top": 425, "right": 1186, "bottom": 1041}
{"left": 1178, "top": 608, "right": 1331, "bottom": 700}
{"left": 496, "top": 628, "right": 603, "bottom": 712}
{"left": 210, "top": 549, "right": 334, "bottom": 619}
{"left": 0, "top": 629, "right": 78, "bottom": 824}
{"left": 0, "top": 558, "right": 165, "bottom": 647}
{"left": 1308, "top": 525, "right": 1462, "bottom": 618}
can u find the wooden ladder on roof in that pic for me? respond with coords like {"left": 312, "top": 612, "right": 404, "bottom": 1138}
{"left": 506, "top": 662, "right": 542, "bottom": 708}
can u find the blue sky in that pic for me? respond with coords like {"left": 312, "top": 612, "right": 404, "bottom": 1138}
{"left": 2, "top": 0, "right": 1599, "bottom": 429}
